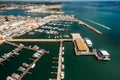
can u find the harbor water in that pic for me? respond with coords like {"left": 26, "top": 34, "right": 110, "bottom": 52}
{"left": 0, "top": 1, "right": 120, "bottom": 80}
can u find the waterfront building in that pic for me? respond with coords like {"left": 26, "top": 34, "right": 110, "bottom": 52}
{"left": 71, "top": 33, "right": 89, "bottom": 55}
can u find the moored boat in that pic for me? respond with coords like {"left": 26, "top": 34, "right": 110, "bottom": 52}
{"left": 61, "top": 71, "right": 65, "bottom": 79}
{"left": 84, "top": 37, "right": 93, "bottom": 47}
{"left": 98, "top": 49, "right": 110, "bottom": 61}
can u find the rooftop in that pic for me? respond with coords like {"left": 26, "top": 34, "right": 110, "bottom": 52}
{"left": 75, "top": 39, "right": 89, "bottom": 51}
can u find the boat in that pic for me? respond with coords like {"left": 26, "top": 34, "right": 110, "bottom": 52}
{"left": 84, "top": 37, "right": 93, "bottom": 47}
{"left": 6, "top": 76, "right": 16, "bottom": 80}
{"left": 63, "top": 35, "right": 69, "bottom": 38}
{"left": 61, "top": 71, "right": 65, "bottom": 79}
{"left": 11, "top": 73, "right": 20, "bottom": 79}
{"left": 61, "top": 64, "right": 65, "bottom": 70}
{"left": 48, "top": 36, "right": 50, "bottom": 38}
{"left": 55, "top": 36, "right": 56, "bottom": 39}
{"left": 32, "top": 52, "right": 40, "bottom": 58}
{"left": 18, "top": 66, "right": 26, "bottom": 72}
{"left": 98, "top": 49, "right": 110, "bottom": 60}
{"left": 22, "top": 63, "right": 29, "bottom": 67}
{"left": 61, "top": 57, "right": 64, "bottom": 62}
{"left": 62, "top": 51, "right": 64, "bottom": 55}
{"left": 60, "top": 35, "right": 62, "bottom": 38}
{"left": 31, "top": 63, "right": 36, "bottom": 68}
{"left": 62, "top": 47, "right": 65, "bottom": 50}
{"left": 28, "top": 32, "right": 34, "bottom": 35}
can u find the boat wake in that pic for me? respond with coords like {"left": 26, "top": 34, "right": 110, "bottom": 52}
{"left": 83, "top": 18, "right": 111, "bottom": 30}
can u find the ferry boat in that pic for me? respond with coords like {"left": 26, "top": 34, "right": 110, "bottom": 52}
{"left": 98, "top": 49, "right": 110, "bottom": 61}
{"left": 84, "top": 37, "right": 93, "bottom": 47}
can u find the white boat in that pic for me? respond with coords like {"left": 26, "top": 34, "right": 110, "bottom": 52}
{"left": 31, "top": 63, "right": 36, "bottom": 68}
{"left": 84, "top": 37, "right": 93, "bottom": 47}
{"left": 62, "top": 51, "right": 64, "bottom": 55}
{"left": 62, "top": 47, "right": 65, "bottom": 50}
{"left": 63, "top": 35, "right": 69, "bottom": 38}
{"left": 55, "top": 36, "right": 56, "bottom": 39}
{"left": 32, "top": 52, "right": 40, "bottom": 58}
{"left": 48, "top": 36, "right": 50, "bottom": 38}
{"left": 6, "top": 76, "right": 16, "bottom": 80}
{"left": 61, "top": 64, "right": 65, "bottom": 70}
{"left": 28, "top": 32, "right": 34, "bottom": 35}
{"left": 61, "top": 71, "right": 65, "bottom": 79}
{"left": 61, "top": 57, "right": 64, "bottom": 62}
{"left": 11, "top": 73, "right": 20, "bottom": 79}
{"left": 98, "top": 49, "right": 110, "bottom": 60}
{"left": 60, "top": 35, "right": 62, "bottom": 38}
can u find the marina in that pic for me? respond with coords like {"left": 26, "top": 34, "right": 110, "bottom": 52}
{"left": 0, "top": 1, "right": 118, "bottom": 80}
{"left": 0, "top": 31, "right": 109, "bottom": 80}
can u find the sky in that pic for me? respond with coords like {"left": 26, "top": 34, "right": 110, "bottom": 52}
{"left": 0, "top": 0, "right": 120, "bottom": 1}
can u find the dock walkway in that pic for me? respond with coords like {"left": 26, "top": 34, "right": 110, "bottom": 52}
{"left": 0, "top": 46, "right": 22, "bottom": 65}
{"left": 7, "top": 39, "right": 72, "bottom": 42}
{"left": 57, "top": 41, "right": 63, "bottom": 80}
{"left": 5, "top": 41, "right": 40, "bottom": 51}
{"left": 17, "top": 52, "right": 46, "bottom": 80}
{"left": 49, "top": 41, "right": 63, "bottom": 80}
{"left": 77, "top": 20, "right": 102, "bottom": 34}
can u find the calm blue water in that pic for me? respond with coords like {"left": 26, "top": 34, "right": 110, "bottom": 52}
{"left": 0, "top": 1, "right": 120, "bottom": 80}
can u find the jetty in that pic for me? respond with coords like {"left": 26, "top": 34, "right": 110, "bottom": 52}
{"left": 0, "top": 47, "right": 22, "bottom": 65}
{"left": 57, "top": 41, "right": 63, "bottom": 80}
{"left": 17, "top": 52, "right": 45, "bottom": 80}
{"left": 5, "top": 41, "right": 40, "bottom": 52}
{"left": 76, "top": 20, "right": 102, "bottom": 34}
{"left": 6, "top": 49, "right": 49, "bottom": 80}
{"left": 7, "top": 39, "right": 72, "bottom": 42}
{"left": 49, "top": 41, "right": 63, "bottom": 80}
